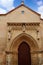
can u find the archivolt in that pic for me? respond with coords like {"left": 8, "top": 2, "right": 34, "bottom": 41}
{"left": 10, "top": 33, "right": 39, "bottom": 51}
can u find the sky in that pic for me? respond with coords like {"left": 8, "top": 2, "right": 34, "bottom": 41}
{"left": 0, "top": 0, "right": 43, "bottom": 18}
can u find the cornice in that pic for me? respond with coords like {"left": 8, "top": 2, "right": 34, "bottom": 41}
{"left": 7, "top": 22, "right": 40, "bottom": 26}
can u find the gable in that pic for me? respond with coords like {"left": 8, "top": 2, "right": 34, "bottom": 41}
{"left": 1, "top": 4, "right": 40, "bottom": 23}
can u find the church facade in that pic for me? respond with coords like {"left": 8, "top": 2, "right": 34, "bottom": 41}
{"left": 0, "top": 3, "right": 43, "bottom": 65}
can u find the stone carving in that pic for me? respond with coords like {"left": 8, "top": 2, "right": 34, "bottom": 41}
{"left": 6, "top": 22, "right": 40, "bottom": 65}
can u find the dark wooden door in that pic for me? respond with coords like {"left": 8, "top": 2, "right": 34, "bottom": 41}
{"left": 18, "top": 41, "right": 31, "bottom": 65}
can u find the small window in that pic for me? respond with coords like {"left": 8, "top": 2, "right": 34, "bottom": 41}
{"left": 21, "top": 11, "right": 24, "bottom": 14}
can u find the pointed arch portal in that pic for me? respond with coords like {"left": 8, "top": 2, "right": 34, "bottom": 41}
{"left": 7, "top": 33, "right": 39, "bottom": 65}
{"left": 18, "top": 41, "right": 31, "bottom": 65}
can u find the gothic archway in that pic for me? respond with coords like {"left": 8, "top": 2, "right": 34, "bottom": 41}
{"left": 7, "top": 33, "right": 39, "bottom": 65}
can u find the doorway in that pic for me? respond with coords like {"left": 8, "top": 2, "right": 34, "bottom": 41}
{"left": 18, "top": 41, "right": 31, "bottom": 65}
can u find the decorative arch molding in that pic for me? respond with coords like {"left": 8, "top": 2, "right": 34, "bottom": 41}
{"left": 10, "top": 33, "right": 39, "bottom": 52}
{"left": 6, "top": 33, "right": 39, "bottom": 65}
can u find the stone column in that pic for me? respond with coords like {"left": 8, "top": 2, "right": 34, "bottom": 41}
{"left": 6, "top": 52, "right": 13, "bottom": 65}
{"left": 6, "top": 54, "right": 11, "bottom": 65}
{"left": 38, "top": 54, "right": 42, "bottom": 65}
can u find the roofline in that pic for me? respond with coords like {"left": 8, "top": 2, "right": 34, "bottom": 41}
{"left": 40, "top": 18, "right": 43, "bottom": 20}
{"left": 0, "top": 4, "right": 41, "bottom": 16}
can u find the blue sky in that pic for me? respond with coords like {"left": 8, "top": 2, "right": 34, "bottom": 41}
{"left": 0, "top": 0, "right": 43, "bottom": 18}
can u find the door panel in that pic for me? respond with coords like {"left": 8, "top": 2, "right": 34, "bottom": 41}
{"left": 18, "top": 41, "right": 31, "bottom": 65}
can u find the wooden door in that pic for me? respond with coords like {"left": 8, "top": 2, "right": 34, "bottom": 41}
{"left": 18, "top": 41, "right": 31, "bottom": 65}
